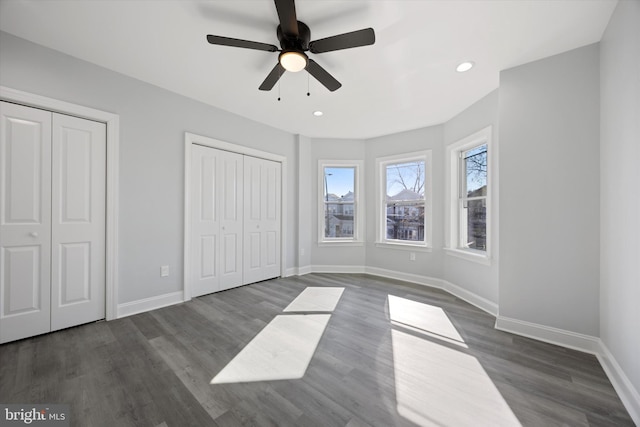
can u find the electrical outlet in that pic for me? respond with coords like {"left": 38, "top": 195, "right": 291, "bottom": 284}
{"left": 301, "top": 248, "right": 305, "bottom": 256}
{"left": 160, "top": 265, "right": 169, "bottom": 277}
{"left": 410, "top": 252, "right": 416, "bottom": 261}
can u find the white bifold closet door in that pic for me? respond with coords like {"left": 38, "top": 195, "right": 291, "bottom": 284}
{"left": 243, "top": 155, "right": 281, "bottom": 284}
{"left": 190, "top": 145, "right": 281, "bottom": 298}
{"left": 191, "top": 145, "right": 244, "bottom": 297}
{"left": 0, "top": 101, "right": 106, "bottom": 344}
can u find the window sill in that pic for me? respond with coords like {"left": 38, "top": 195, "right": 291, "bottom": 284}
{"left": 375, "top": 241, "right": 432, "bottom": 252}
{"left": 318, "top": 240, "right": 364, "bottom": 247}
{"left": 444, "top": 248, "right": 491, "bottom": 266}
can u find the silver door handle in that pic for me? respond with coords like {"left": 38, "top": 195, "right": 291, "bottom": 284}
{"left": 30, "top": 232, "right": 38, "bottom": 237}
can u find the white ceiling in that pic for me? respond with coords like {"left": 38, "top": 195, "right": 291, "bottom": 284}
{"left": 0, "top": 0, "right": 617, "bottom": 139}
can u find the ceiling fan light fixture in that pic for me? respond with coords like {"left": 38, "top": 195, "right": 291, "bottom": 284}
{"left": 279, "top": 51, "right": 308, "bottom": 72}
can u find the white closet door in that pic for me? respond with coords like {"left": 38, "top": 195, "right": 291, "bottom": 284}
{"left": 50, "top": 113, "right": 106, "bottom": 331}
{"left": 191, "top": 146, "right": 244, "bottom": 296}
{"left": 191, "top": 144, "right": 220, "bottom": 297}
{"left": 0, "top": 102, "right": 52, "bottom": 343}
{"left": 243, "top": 156, "right": 281, "bottom": 284}
{"left": 219, "top": 150, "right": 244, "bottom": 290}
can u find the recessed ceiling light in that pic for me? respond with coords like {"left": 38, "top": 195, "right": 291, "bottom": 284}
{"left": 313, "top": 111, "right": 323, "bottom": 117}
{"left": 456, "top": 61, "right": 475, "bottom": 72}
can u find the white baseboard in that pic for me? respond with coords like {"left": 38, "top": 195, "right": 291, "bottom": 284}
{"left": 285, "top": 265, "right": 312, "bottom": 276}
{"left": 597, "top": 340, "right": 640, "bottom": 425}
{"left": 362, "top": 267, "right": 499, "bottom": 317}
{"left": 364, "top": 266, "right": 438, "bottom": 288}
{"left": 495, "top": 316, "right": 640, "bottom": 424}
{"left": 117, "top": 291, "right": 185, "bottom": 318}
{"left": 494, "top": 316, "right": 600, "bottom": 354}
{"left": 440, "top": 279, "right": 499, "bottom": 317}
{"left": 309, "top": 265, "right": 366, "bottom": 274}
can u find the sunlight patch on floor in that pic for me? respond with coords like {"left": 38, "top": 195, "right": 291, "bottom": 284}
{"left": 211, "top": 314, "right": 331, "bottom": 384}
{"left": 283, "top": 287, "right": 345, "bottom": 312}
{"left": 211, "top": 286, "right": 345, "bottom": 384}
{"left": 389, "top": 295, "right": 521, "bottom": 426}
{"left": 388, "top": 294, "right": 467, "bottom": 348}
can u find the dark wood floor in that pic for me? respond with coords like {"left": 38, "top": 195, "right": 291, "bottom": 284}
{"left": 0, "top": 274, "right": 633, "bottom": 426}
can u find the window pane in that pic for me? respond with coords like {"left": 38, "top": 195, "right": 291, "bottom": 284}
{"left": 386, "top": 201, "right": 425, "bottom": 241}
{"left": 463, "top": 199, "right": 486, "bottom": 250}
{"left": 464, "top": 144, "right": 487, "bottom": 197}
{"left": 384, "top": 160, "right": 426, "bottom": 242}
{"left": 386, "top": 161, "right": 425, "bottom": 200}
{"left": 323, "top": 167, "right": 355, "bottom": 238}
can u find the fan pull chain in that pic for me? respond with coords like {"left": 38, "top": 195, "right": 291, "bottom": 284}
{"left": 277, "top": 67, "right": 282, "bottom": 101}
{"left": 277, "top": 77, "right": 281, "bottom": 101}
{"left": 307, "top": 72, "right": 310, "bottom": 97}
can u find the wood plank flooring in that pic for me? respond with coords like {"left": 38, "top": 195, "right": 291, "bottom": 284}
{"left": 0, "top": 274, "right": 634, "bottom": 426}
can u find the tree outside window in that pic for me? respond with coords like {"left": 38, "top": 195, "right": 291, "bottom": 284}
{"left": 460, "top": 144, "right": 487, "bottom": 251}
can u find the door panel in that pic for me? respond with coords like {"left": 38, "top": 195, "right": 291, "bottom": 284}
{"left": 59, "top": 242, "right": 91, "bottom": 304}
{"left": 200, "top": 235, "right": 216, "bottom": 279}
{"left": 50, "top": 113, "right": 105, "bottom": 331}
{"left": 0, "top": 102, "right": 52, "bottom": 343}
{"left": 3, "top": 246, "right": 41, "bottom": 314}
{"left": 243, "top": 156, "right": 281, "bottom": 284}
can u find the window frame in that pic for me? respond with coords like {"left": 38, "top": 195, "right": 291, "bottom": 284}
{"left": 318, "top": 160, "right": 364, "bottom": 246}
{"left": 375, "top": 150, "right": 432, "bottom": 250}
{"left": 445, "top": 126, "right": 492, "bottom": 265}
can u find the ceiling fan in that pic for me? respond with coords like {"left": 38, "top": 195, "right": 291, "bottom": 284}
{"left": 206, "top": 0, "right": 375, "bottom": 92}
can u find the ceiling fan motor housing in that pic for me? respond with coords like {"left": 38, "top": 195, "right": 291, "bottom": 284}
{"left": 277, "top": 21, "right": 311, "bottom": 52}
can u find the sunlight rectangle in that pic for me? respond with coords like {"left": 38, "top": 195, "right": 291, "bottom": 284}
{"left": 388, "top": 294, "right": 466, "bottom": 346}
{"left": 392, "top": 328, "right": 521, "bottom": 426}
{"left": 211, "top": 314, "right": 330, "bottom": 384}
{"left": 283, "top": 287, "right": 344, "bottom": 312}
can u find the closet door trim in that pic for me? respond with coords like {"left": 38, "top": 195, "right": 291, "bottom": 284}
{"left": 183, "top": 132, "right": 287, "bottom": 301}
{"left": 1, "top": 86, "right": 120, "bottom": 321}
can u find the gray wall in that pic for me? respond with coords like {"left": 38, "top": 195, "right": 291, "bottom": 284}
{"left": 442, "top": 90, "right": 500, "bottom": 303}
{"left": 498, "top": 44, "right": 601, "bottom": 335}
{"left": 0, "top": 31, "right": 297, "bottom": 304}
{"left": 600, "top": 0, "right": 640, "bottom": 401}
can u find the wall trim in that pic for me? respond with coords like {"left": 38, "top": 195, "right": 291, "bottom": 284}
{"left": 440, "top": 279, "right": 498, "bottom": 317}
{"left": 364, "top": 266, "right": 438, "bottom": 287}
{"left": 495, "top": 315, "right": 601, "bottom": 354}
{"left": 117, "top": 291, "right": 185, "bottom": 319}
{"left": 297, "top": 265, "right": 499, "bottom": 317}
{"left": 362, "top": 267, "right": 498, "bottom": 316}
{"left": 285, "top": 266, "right": 312, "bottom": 277}
{"left": 596, "top": 340, "right": 640, "bottom": 425}
{"left": 0, "top": 86, "right": 120, "bottom": 321}
{"left": 309, "top": 265, "right": 366, "bottom": 274}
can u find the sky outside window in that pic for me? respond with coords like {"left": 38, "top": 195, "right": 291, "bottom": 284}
{"left": 324, "top": 167, "right": 354, "bottom": 198}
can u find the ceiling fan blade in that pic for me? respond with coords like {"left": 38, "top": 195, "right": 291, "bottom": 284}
{"left": 207, "top": 35, "right": 278, "bottom": 52}
{"left": 306, "top": 59, "right": 341, "bottom": 92}
{"left": 259, "top": 63, "right": 286, "bottom": 91}
{"left": 309, "top": 28, "right": 375, "bottom": 54}
{"left": 274, "top": 0, "right": 299, "bottom": 38}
